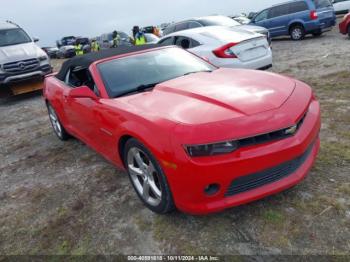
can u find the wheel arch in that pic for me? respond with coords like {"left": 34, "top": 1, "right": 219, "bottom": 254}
{"left": 116, "top": 119, "right": 176, "bottom": 169}
{"left": 288, "top": 21, "right": 305, "bottom": 34}
{"left": 118, "top": 134, "right": 133, "bottom": 167}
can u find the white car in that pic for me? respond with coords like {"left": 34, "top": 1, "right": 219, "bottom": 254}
{"left": 144, "top": 33, "right": 160, "bottom": 44}
{"left": 332, "top": 0, "right": 350, "bottom": 14}
{"left": 158, "top": 26, "right": 272, "bottom": 70}
{"left": 0, "top": 21, "right": 51, "bottom": 85}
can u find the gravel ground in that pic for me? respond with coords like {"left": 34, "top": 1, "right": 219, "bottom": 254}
{"left": 0, "top": 23, "right": 349, "bottom": 256}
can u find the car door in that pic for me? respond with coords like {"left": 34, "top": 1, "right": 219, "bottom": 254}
{"left": 252, "top": 9, "right": 269, "bottom": 28}
{"left": 64, "top": 68, "right": 120, "bottom": 160}
{"left": 266, "top": 3, "right": 292, "bottom": 36}
{"left": 62, "top": 68, "right": 97, "bottom": 142}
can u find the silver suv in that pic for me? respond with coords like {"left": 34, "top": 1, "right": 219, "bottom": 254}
{"left": 0, "top": 21, "right": 52, "bottom": 85}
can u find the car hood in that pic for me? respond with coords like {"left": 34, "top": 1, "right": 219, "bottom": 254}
{"left": 234, "top": 24, "right": 268, "bottom": 34}
{"left": 121, "top": 69, "right": 296, "bottom": 125}
{"left": 0, "top": 42, "right": 45, "bottom": 64}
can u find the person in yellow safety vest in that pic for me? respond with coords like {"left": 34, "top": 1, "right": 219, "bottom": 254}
{"left": 112, "top": 31, "right": 121, "bottom": 48}
{"left": 91, "top": 39, "right": 100, "bottom": 52}
{"left": 74, "top": 42, "right": 84, "bottom": 56}
{"left": 135, "top": 31, "right": 146, "bottom": 46}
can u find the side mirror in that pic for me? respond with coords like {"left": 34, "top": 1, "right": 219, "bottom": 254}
{"left": 33, "top": 37, "right": 39, "bottom": 42}
{"left": 69, "top": 86, "right": 98, "bottom": 100}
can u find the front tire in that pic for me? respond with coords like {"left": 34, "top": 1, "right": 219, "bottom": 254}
{"left": 124, "top": 138, "right": 175, "bottom": 214}
{"left": 348, "top": 25, "right": 350, "bottom": 38}
{"left": 290, "top": 25, "right": 305, "bottom": 41}
{"left": 47, "top": 103, "right": 70, "bottom": 141}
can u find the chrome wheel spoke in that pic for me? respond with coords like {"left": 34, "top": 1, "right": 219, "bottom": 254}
{"left": 149, "top": 179, "right": 161, "bottom": 200}
{"left": 127, "top": 147, "right": 162, "bottom": 207}
{"left": 134, "top": 152, "right": 146, "bottom": 169}
{"left": 142, "top": 180, "right": 150, "bottom": 200}
{"left": 49, "top": 107, "right": 62, "bottom": 137}
{"left": 128, "top": 165, "right": 143, "bottom": 178}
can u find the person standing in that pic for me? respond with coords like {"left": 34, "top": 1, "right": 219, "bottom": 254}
{"left": 91, "top": 39, "right": 100, "bottom": 52}
{"left": 74, "top": 41, "right": 84, "bottom": 56}
{"left": 112, "top": 31, "right": 121, "bottom": 48}
{"left": 135, "top": 29, "right": 146, "bottom": 46}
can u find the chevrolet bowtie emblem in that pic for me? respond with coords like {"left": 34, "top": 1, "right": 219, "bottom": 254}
{"left": 285, "top": 125, "right": 298, "bottom": 135}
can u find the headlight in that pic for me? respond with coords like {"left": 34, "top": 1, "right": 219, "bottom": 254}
{"left": 38, "top": 55, "right": 48, "bottom": 61}
{"left": 185, "top": 140, "right": 239, "bottom": 157}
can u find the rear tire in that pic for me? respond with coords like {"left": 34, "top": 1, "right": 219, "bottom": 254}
{"left": 290, "top": 25, "right": 305, "bottom": 41}
{"left": 348, "top": 25, "right": 350, "bottom": 38}
{"left": 123, "top": 138, "right": 175, "bottom": 214}
{"left": 47, "top": 103, "right": 70, "bottom": 141}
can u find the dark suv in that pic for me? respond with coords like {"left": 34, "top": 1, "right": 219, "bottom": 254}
{"left": 251, "top": 0, "right": 336, "bottom": 40}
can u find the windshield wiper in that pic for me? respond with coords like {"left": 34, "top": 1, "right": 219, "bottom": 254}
{"left": 183, "top": 70, "right": 213, "bottom": 76}
{"left": 115, "top": 82, "right": 159, "bottom": 98}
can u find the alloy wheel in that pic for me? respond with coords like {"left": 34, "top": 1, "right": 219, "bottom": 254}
{"left": 292, "top": 28, "right": 302, "bottom": 40}
{"left": 48, "top": 105, "right": 63, "bottom": 138}
{"left": 127, "top": 147, "right": 162, "bottom": 206}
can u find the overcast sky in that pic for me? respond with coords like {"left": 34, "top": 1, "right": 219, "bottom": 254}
{"left": 2, "top": 0, "right": 282, "bottom": 46}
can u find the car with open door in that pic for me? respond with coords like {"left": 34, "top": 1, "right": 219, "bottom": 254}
{"left": 44, "top": 45, "right": 320, "bottom": 215}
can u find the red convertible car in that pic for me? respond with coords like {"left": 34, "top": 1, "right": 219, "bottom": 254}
{"left": 43, "top": 45, "right": 320, "bottom": 215}
{"left": 339, "top": 12, "right": 350, "bottom": 37}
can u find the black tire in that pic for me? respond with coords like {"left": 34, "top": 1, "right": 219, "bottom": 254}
{"left": 123, "top": 138, "right": 175, "bottom": 214}
{"left": 290, "top": 25, "right": 305, "bottom": 41}
{"left": 348, "top": 25, "right": 350, "bottom": 38}
{"left": 47, "top": 102, "right": 70, "bottom": 141}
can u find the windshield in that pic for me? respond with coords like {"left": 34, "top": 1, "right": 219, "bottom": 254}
{"left": 314, "top": 0, "right": 332, "bottom": 8}
{"left": 0, "top": 28, "right": 32, "bottom": 47}
{"left": 98, "top": 47, "right": 216, "bottom": 98}
{"left": 199, "top": 16, "right": 241, "bottom": 27}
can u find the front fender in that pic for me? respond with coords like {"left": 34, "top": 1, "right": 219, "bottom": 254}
{"left": 116, "top": 116, "right": 178, "bottom": 168}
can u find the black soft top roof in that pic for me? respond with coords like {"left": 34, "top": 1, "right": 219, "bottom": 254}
{"left": 55, "top": 44, "right": 161, "bottom": 81}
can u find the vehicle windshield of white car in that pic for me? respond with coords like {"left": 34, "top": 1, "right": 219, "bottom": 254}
{"left": 0, "top": 28, "right": 32, "bottom": 47}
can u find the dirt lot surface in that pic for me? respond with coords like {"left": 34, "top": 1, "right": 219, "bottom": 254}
{"left": 0, "top": 24, "right": 349, "bottom": 255}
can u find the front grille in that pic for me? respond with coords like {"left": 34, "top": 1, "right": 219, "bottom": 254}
{"left": 3, "top": 58, "right": 40, "bottom": 73}
{"left": 225, "top": 142, "right": 314, "bottom": 197}
{"left": 236, "top": 112, "right": 307, "bottom": 149}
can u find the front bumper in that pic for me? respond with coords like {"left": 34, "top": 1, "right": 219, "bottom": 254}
{"left": 165, "top": 97, "right": 321, "bottom": 215}
{"left": 0, "top": 64, "right": 52, "bottom": 85}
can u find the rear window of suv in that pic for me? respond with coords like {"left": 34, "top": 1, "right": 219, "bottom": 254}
{"left": 313, "top": 0, "right": 332, "bottom": 8}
